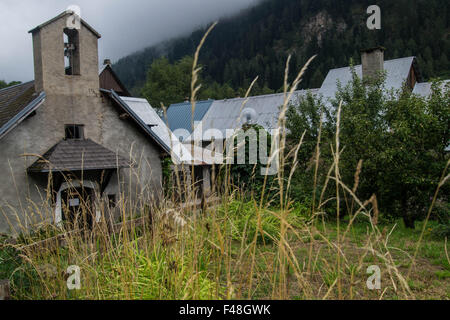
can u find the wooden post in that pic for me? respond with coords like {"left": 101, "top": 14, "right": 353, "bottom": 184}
{"left": 0, "top": 279, "right": 11, "bottom": 300}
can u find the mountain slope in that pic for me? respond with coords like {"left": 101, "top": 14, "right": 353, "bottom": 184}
{"left": 114, "top": 0, "right": 450, "bottom": 96}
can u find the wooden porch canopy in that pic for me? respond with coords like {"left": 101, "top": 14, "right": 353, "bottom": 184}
{"left": 27, "top": 138, "right": 130, "bottom": 173}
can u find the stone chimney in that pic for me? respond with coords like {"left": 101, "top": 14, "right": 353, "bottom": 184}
{"left": 103, "top": 59, "right": 111, "bottom": 66}
{"left": 361, "top": 46, "right": 385, "bottom": 82}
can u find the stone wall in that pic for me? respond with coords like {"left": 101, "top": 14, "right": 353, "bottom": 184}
{"left": 0, "top": 93, "right": 164, "bottom": 234}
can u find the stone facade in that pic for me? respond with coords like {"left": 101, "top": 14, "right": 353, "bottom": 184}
{"left": 0, "top": 13, "right": 163, "bottom": 234}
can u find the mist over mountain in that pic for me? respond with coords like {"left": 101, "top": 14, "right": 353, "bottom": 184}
{"left": 114, "top": 0, "right": 450, "bottom": 96}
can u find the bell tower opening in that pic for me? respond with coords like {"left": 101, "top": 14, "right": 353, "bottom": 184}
{"left": 63, "top": 28, "right": 80, "bottom": 75}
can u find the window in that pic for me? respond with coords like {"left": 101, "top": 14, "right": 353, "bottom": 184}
{"left": 65, "top": 124, "right": 84, "bottom": 140}
{"left": 63, "top": 28, "right": 80, "bottom": 75}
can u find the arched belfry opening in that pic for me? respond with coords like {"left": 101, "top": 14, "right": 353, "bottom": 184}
{"left": 64, "top": 27, "right": 80, "bottom": 75}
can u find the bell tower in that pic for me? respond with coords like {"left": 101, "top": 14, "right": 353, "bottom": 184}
{"left": 29, "top": 10, "right": 102, "bottom": 95}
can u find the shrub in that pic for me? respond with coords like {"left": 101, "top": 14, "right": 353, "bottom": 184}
{"left": 227, "top": 124, "right": 277, "bottom": 204}
{"left": 286, "top": 71, "right": 450, "bottom": 229}
{"left": 432, "top": 200, "right": 450, "bottom": 238}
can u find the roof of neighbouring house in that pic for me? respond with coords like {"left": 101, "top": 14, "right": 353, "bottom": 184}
{"left": 166, "top": 100, "right": 214, "bottom": 134}
{"left": 186, "top": 89, "right": 318, "bottom": 142}
{"left": 318, "top": 56, "right": 419, "bottom": 106}
{"left": 412, "top": 80, "right": 450, "bottom": 97}
{"left": 27, "top": 138, "right": 130, "bottom": 173}
{"left": 118, "top": 96, "right": 194, "bottom": 163}
{"left": 0, "top": 81, "right": 46, "bottom": 139}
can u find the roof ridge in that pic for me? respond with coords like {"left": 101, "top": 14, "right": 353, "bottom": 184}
{"left": 384, "top": 56, "right": 416, "bottom": 63}
{"left": 212, "top": 89, "right": 312, "bottom": 103}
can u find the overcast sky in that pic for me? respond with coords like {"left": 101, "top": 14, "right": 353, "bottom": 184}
{"left": 0, "top": 0, "right": 259, "bottom": 82}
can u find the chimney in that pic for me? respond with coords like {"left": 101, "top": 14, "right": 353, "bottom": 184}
{"left": 361, "top": 46, "right": 385, "bottom": 82}
{"left": 103, "top": 59, "right": 111, "bottom": 66}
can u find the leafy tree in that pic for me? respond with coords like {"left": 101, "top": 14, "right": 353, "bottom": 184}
{"left": 381, "top": 81, "right": 450, "bottom": 228}
{"left": 286, "top": 92, "right": 333, "bottom": 204}
{"left": 141, "top": 56, "right": 194, "bottom": 108}
{"left": 334, "top": 73, "right": 449, "bottom": 228}
{"left": 332, "top": 68, "right": 389, "bottom": 215}
{"left": 141, "top": 56, "right": 276, "bottom": 108}
{"left": 0, "top": 80, "right": 21, "bottom": 90}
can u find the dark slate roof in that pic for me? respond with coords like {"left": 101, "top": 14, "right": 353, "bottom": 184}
{"left": 0, "top": 81, "right": 46, "bottom": 139}
{"left": 0, "top": 81, "right": 36, "bottom": 127}
{"left": 166, "top": 100, "right": 214, "bottom": 134}
{"left": 28, "top": 139, "right": 130, "bottom": 173}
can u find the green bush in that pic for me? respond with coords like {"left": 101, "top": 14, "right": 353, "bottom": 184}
{"left": 98, "top": 247, "right": 220, "bottom": 300}
{"left": 217, "top": 200, "right": 308, "bottom": 244}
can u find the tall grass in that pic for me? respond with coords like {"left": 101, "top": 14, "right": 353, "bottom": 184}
{"left": 1, "top": 25, "right": 448, "bottom": 300}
